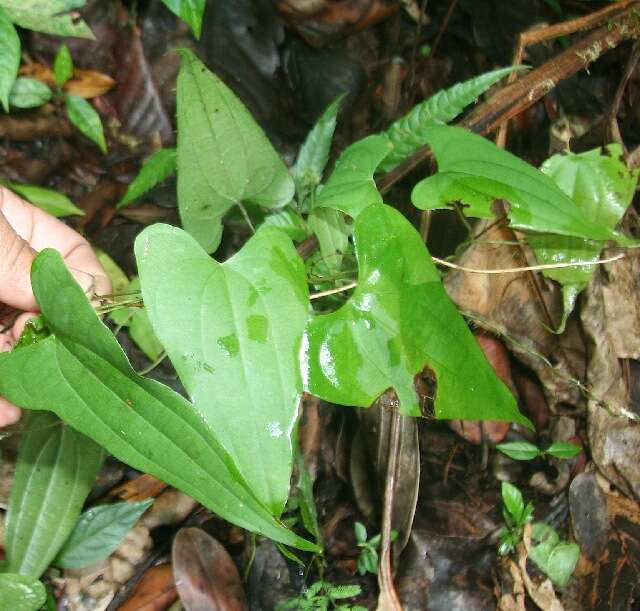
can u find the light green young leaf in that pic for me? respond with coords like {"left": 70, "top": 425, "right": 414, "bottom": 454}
{"left": 528, "top": 144, "right": 639, "bottom": 332}
{"left": 412, "top": 126, "right": 630, "bottom": 242}
{"left": 0, "top": 7, "right": 20, "bottom": 113}
{"left": 0, "top": 0, "right": 94, "bottom": 38}
{"left": 380, "top": 66, "right": 527, "bottom": 172}
{"left": 0, "top": 574, "right": 46, "bottom": 611}
{"left": 530, "top": 522, "right": 579, "bottom": 586}
{"left": 261, "top": 207, "right": 309, "bottom": 241}
{"left": 302, "top": 203, "right": 529, "bottom": 426}
{"left": 501, "top": 482, "right": 525, "bottom": 523}
{"left": 0, "top": 250, "right": 316, "bottom": 552}
{"left": 354, "top": 521, "right": 367, "bottom": 544}
{"left": 117, "top": 148, "right": 177, "bottom": 209}
{"left": 4, "top": 181, "right": 84, "bottom": 217}
{"left": 327, "top": 584, "right": 363, "bottom": 600}
{"left": 9, "top": 77, "right": 52, "bottom": 109}
{"left": 6, "top": 411, "right": 104, "bottom": 578}
{"left": 136, "top": 224, "right": 309, "bottom": 515}
{"left": 65, "top": 94, "right": 107, "bottom": 153}
{"left": 177, "top": 49, "right": 294, "bottom": 253}
{"left": 308, "top": 207, "right": 350, "bottom": 273}
{"left": 545, "top": 441, "right": 582, "bottom": 459}
{"left": 95, "top": 250, "right": 129, "bottom": 295}
{"left": 496, "top": 441, "right": 541, "bottom": 461}
{"left": 292, "top": 94, "right": 344, "bottom": 198}
{"left": 54, "top": 44, "right": 73, "bottom": 87}
{"left": 315, "top": 134, "right": 391, "bottom": 218}
{"left": 160, "top": 0, "right": 205, "bottom": 38}
{"left": 55, "top": 499, "right": 153, "bottom": 568}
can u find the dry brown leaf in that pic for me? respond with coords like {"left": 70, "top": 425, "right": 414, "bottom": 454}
{"left": 172, "top": 527, "right": 248, "bottom": 611}
{"left": 580, "top": 268, "right": 640, "bottom": 498}
{"left": 444, "top": 222, "right": 585, "bottom": 414}
{"left": 109, "top": 473, "right": 169, "bottom": 502}
{"left": 118, "top": 564, "right": 177, "bottom": 611}
{"left": 19, "top": 63, "right": 115, "bottom": 98}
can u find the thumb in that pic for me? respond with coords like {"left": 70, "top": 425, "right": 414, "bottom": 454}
{"left": 0, "top": 211, "right": 37, "bottom": 312}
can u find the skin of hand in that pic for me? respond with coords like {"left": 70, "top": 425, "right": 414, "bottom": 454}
{"left": 0, "top": 186, "right": 111, "bottom": 426}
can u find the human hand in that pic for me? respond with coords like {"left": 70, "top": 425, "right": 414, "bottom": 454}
{"left": 0, "top": 186, "right": 111, "bottom": 426}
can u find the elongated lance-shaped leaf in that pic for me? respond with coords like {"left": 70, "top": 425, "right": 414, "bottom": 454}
{"left": 177, "top": 50, "right": 294, "bottom": 253}
{"left": 117, "top": 148, "right": 177, "bottom": 209}
{"left": 528, "top": 144, "right": 639, "bottom": 332}
{"left": 292, "top": 94, "right": 344, "bottom": 200}
{"left": 136, "top": 224, "right": 309, "bottom": 515}
{"left": 380, "top": 66, "right": 527, "bottom": 172}
{"left": 55, "top": 499, "right": 153, "bottom": 569}
{"left": 160, "top": 0, "right": 205, "bottom": 38}
{"left": 302, "top": 203, "right": 530, "bottom": 427}
{"left": 6, "top": 411, "right": 104, "bottom": 578}
{"left": 412, "top": 125, "right": 632, "bottom": 242}
{"left": 315, "top": 134, "right": 391, "bottom": 218}
{"left": 0, "top": 7, "right": 20, "bottom": 113}
{"left": 0, "top": 0, "right": 94, "bottom": 38}
{"left": 65, "top": 94, "right": 107, "bottom": 153}
{"left": 0, "top": 250, "right": 317, "bottom": 552}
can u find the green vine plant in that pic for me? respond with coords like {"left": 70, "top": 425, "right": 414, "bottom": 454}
{"left": 0, "top": 41, "right": 637, "bottom": 606}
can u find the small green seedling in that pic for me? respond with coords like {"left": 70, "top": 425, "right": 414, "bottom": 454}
{"left": 496, "top": 440, "right": 581, "bottom": 462}
{"left": 276, "top": 581, "right": 365, "bottom": 611}
{"left": 498, "top": 482, "right": 534, "bottom": 556}
{"left": 354, "top": 522, "right": 397, "bottom": 576}
{"left": 499, "top": 483, "right": 580, "bottom": 586}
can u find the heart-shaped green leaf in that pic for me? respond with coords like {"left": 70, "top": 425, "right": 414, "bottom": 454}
{"left": 177, "top": 50, "right": 294, "bottom": 253}
{"left": 0, "top": 250, "right": 316, "bottom": 551}
{"left": 302, "top": 203, "right": 529, "bottom": 426}
{"left": 315, "top": 134, "right": 391, "bottom": 218}
{"left": 136, "top": 224, "right": 309, "bottom": 515}
{"left": 528, "top": 144, "right": 639, "bottom": 332}
{"left": 412, "top": 125, "right": 630, "bottom": 242}
{"left": 6, "top": 411, "right": 104, "bottom": 578}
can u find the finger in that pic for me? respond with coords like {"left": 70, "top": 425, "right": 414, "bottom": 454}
{"left": 0, "top": 187, "right": 111, "bottom": 298}
{"left": 0, "top": 207, "right": 37, "bottom": 311}
{"left": 0, "top": 396, "right": 21, "bottom": 426}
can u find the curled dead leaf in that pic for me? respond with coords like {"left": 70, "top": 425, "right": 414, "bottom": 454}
{"left": 19, "top": 64, "right": 115, "bottom": 98}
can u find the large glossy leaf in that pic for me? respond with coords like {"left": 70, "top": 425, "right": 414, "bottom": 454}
{"left": 161, "top": 0, "right": 205, "bottom": 38}
{"left": 380, "top": 66, "right": 526, "bottom": 172}
{"left": 117, "top": 148, "right": 177, "bottom": 209}
{"left": 315, "top": 134, "right": 391, "bottom": 218}
{"left": 0, "top": 7, "right": 19, "bottom": 113}
{"left": 136, "top": 224, "right": 309, "bottom": 515}
{"left": 528, "top": 144, "right": 639, "bottom": 332}
{"left": 177, "top": 50, "right": 294, "bottom": 253}
{"left": 55, "top": 499, "right": 153, "bottom": 568}
{"left": 411, "top": 125, "right": 630, "bottom": 242}
{"left": 0, "top": 574, "right": 46, "bottom": 611}
{"left": 0, "top": 0, "right": 93, "bottom": 38}
{"left": 0, "top": 250, "right": 316, "bottom": 551}
{"left": 302, "top": 203, "right": 529, "bottom": 426}
{"left": 5, "top": 411, "right": 104, "bottom": 578}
